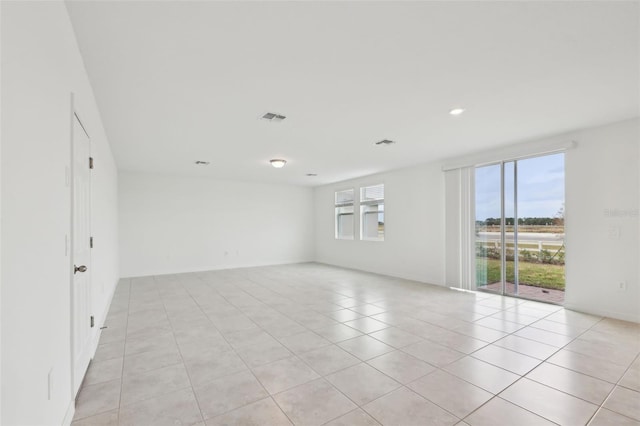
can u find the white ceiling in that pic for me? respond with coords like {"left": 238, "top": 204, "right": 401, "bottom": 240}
{"left": 66, "top": 1, "right": 639, "bottom": 186}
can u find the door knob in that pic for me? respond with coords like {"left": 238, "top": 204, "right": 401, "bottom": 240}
{"left": 74, "top": 265, "right": 87, "bottom": 274}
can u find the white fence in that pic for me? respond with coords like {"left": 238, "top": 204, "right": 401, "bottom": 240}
{"left": 476, "top": 239, "right": 564, "bottom": 254}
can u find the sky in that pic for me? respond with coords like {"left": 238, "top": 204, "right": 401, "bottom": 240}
{"left": 475, "top": 153, "right": 565, "bottom": 220}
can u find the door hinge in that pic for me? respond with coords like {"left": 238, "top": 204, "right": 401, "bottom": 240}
{"left": 90, "top": 316, "right": 95, "bottom": 328}
{"left": 89, "top": 157, "right": 94, "bottom": 169}
{"left": 90, "top": 236, "right": 94, "bottom": 248}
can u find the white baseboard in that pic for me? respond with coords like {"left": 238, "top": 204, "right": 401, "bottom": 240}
{"left": 314, "top": 260, "right": 443, "bottom": 287}
{"left": 61, "top": 398, "right": 75, "bottom": 426}
{"left": 563, "top": 303, "right": 640, "bottom": 324}
{"left": 90, "top": 278, "right": 119, "bottom": 357}
{"left": 120, "top": 259, "right": 315, "bottom": 279}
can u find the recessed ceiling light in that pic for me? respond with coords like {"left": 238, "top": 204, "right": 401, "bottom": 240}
{"left": 194, "top": 160, "right": 210, "bottom": 165}
{"left": 306, "top": 173, "right": 318, "bottom": 177}
{"left": 449, "top": 108, "right": 465, "bottom": 116}
{"left": 270, "top": 159, "right": 287, "bottom": 168}
{"left": 375, "top": 139, "right": 396, "bottom": 146}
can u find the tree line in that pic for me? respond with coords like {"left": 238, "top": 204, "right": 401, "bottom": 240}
{"left": 477, "top": 217, "right": 564, "bottom": 226}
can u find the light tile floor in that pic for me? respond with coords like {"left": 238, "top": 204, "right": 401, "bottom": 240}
{"left": 72, "top": 263, "right": 640, "bottom": 426}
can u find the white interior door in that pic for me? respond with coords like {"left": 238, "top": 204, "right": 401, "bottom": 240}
{"left": 72, "top": 113, "right": 92, "bottom": 396}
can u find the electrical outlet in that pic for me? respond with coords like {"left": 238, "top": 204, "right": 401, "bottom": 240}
{"left": 608, "top": 226, "right": 620, "bottom": 239}
{"left": 618, "top": 281, "right": 627, "bottom": 292}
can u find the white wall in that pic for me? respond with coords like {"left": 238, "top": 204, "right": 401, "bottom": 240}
{"left": 90, "top": 117, "right": 120, "bottom": 338}
{"left": 564, "top": 119, "right": 639, "bottom": 322}
{"left": 314, "top": 163, "right": 445, "bottom": 285}
{"left": 119, "top": 171, "right": 315, "bottom": 277}
{"left": 1, "top": 2, "right": 119, "bottom": 425}
{"left": 315, "top": 119, "right": 639, "bottom": 322}
{"left": 0, "top": 3, "right": 3, "bottom": 422}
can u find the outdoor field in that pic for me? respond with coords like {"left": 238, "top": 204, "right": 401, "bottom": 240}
{"left": 477, "top": 258, "right": 565, "bottom": 290}
{"left": 476, "top": 224, "right": 565, "bottom": 291}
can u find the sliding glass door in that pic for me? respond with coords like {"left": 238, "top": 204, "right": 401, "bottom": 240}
{"left": 475, "top": 163, "right": 502, "bottom": 294}
{"left": 475, "top": 153, "right": 565, "bottom": 304}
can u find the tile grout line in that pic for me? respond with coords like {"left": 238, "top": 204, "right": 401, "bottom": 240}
{"left": 454, "top": 306, "right": 573, "bottom": 425}
{"left": 117, "top": 277, "right": 132, "bottom": 423}
{"left": 116, "top": 279, "right": 197, "bottom": 413}
{"left": 185, "top": 272, "right": 297, "bottom": 425}
{"left": 585, "top": 351, "right": 640, "bottom": 425}
{"left": 195, "top": 274, "right": 415, "bottom": 425}
{"left": 463, "top": 314, "right": 621, "bottom": 425}
{"left": 159, "top": 275, "right": 208, "bottom": 425}
{"left": 77, "top": 265, "right": 639, "bottom": 426}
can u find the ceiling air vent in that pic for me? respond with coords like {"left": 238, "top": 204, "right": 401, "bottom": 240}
{"left": 261, "top": 112, "right": 286, "bottom": 122}
{"left": 375, "top": 139, "right": 396, "bottom": 146}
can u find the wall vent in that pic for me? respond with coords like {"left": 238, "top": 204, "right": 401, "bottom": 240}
{"left": 261, "top": 112, "right": 286, "bottom": 122}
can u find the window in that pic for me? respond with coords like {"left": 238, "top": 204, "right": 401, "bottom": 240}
{"left": 360, "top": 184, "right": 384, "bottom": 241}
{"left": 335, "top": 189, "right": 354, "bottom": 239}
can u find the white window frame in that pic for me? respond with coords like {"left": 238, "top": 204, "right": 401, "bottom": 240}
{"left": 360, "top": 183, "right": 385, "bottom": 242}
{"left": 335, "top": 188, "right": 355, "bottom": 240}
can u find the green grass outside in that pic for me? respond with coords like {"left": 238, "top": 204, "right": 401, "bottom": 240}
{"left": 477, "top": 258, "right": 565, "bottom": 291}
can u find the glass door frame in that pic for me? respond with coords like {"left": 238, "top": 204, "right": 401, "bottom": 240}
{"left": 474, "top": 152, "right": 564, "bottom": 304}
{"left": 473, "top": 160, "right": 505, "bottom": 295}
{"left": 504, "top": 159, "right": 520, "bottom": 297}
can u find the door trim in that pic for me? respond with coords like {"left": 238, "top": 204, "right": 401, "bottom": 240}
{"left": 69, "top": 94, "right": 93, "bottom": 398}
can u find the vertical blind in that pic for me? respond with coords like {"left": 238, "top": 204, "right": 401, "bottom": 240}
{"left": 445, "top": 167, "right": 475, "bottom": 290}
{"left": 443, "top": 140, "right": 574, "bottom": 290}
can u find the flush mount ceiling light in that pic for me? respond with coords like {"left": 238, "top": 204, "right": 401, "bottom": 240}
{"left": 194, "top": 160, "right": 210, "bottom": 165}
{"left": 260, "top": 112, "right": 286, "bottom": 122}
{"left": 449, "top": 108, "right": 465, "bottom": 116}
{"left": 375, "top": 139, "right": 396, "bottom": 146}
{"left": 270, "top": 159, "right": 287, "bottom": 168}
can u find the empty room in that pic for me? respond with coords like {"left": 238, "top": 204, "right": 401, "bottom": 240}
{"left": 1, "top": 1, "right": 639, "bottom": 425}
